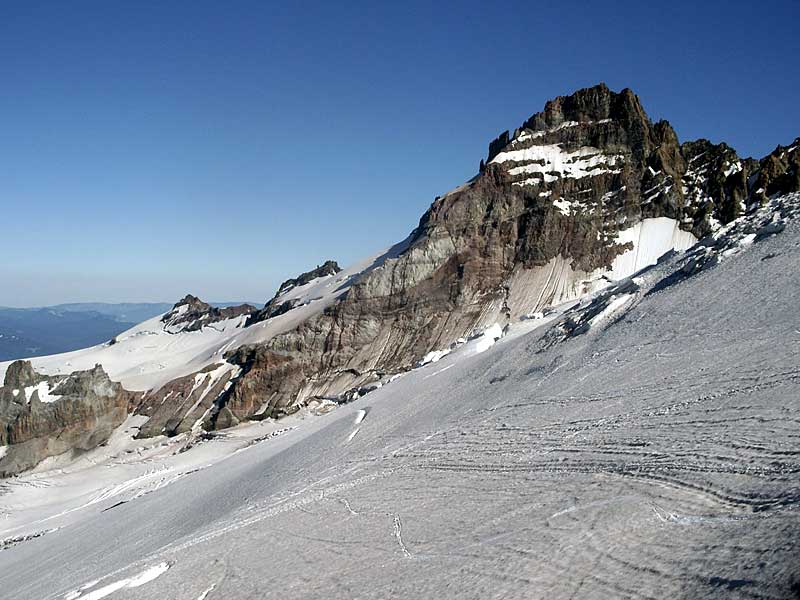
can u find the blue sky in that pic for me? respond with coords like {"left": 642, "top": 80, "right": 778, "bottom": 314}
{"left": 1, "top": 0, "right": 798, "bottom": 306}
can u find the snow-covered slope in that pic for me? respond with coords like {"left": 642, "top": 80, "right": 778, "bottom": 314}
{"left": 0, "top": 314, "right": 249, "bottom": 392}
{"left": 0, "top": 198, "right": 797, "bottom": 600}
{"left": 0, "top": 249, "right": 393, "bottom": 392}
{"left": 608, "top": 217, "right": 697, "bottom": 278}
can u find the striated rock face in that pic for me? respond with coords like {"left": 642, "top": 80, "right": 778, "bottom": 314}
{"left": 208, "top": 346, "right": 307, "bottom": 426}
{"left": 203, "top": 84, "right": 799, "bottom": 422}
{"left": 0, "top": 361, "right": 134, "bottom": 476}
{"left": 162, "top": 295, "right": 256, "bottom": 333}
{"left": 206, "top": 87, "right": 676, "bottom": 416}
{"left": 134, "top": 362, "right": 240, "bottom": 438}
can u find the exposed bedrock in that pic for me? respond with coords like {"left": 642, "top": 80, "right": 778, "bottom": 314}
{"left": 134, "top": 362, "right": 240, "bottom": 438}
{"left": 206, "top": 84, "right": 798, "bottom": 423}
{"left": 0, "top": 361, "right": 134, "bottom": 476}
{"left": 162, "top": 295, "right": 256, "bottom": 333}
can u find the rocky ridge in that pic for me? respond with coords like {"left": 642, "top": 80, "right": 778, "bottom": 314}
{"left": 161, "top": 295, "right": 256, "bottom": 334}
{"left": 247, "top": 260, "right": 342, "bottom": 324}
{"left": 540, "top": 191, "right": 800, "bottom": 349}
{"left": 2, "top": 84, "right": 799, "bottom": 473}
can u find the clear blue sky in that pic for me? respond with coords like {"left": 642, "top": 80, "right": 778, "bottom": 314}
{"left": 1, "top": 0, "right": 797, "bottom": 307}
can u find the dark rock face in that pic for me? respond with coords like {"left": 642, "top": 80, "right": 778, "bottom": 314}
{"left": 487, "top": 130, "right": 511, "bottom": 163}
{"left": 749, "top": 138, "right": 800, "bottom": 204}
{"left": 134, "top": 362, "right": 238, "bottom": 438}
{"left": 680, "top": 139, "right": 750, "bottom": 232}
{"left": 0, "top": 361, "right": 133, "bottom": 476}
{"left": 162, "top": 295, "right": 256, "bottom": 333}
{"left": 679, "top": 137, "right": 800, "bottom": 235}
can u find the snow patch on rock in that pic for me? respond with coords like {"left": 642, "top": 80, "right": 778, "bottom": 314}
{"left": 24, "top": 380, "right": 62, "bottom": 404}
{"left": 491, "top": 143, "right": 624, "bottom": 186}
{"left": 608, "top": 217, "right": 697, "bottom": 279}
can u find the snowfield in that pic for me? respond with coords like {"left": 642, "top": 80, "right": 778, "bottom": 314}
{"left": 0, "top": 214, "right": 798, "bottom": 599}
{"left": 0, "top": 241, "right": 408, "bottom": 392}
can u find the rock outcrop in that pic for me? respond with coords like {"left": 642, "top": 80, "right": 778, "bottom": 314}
{"left": 0, "top": 361, "right": 133, "bottom": 476}
{"left": 134, "top": 362, "right": 240, "bottom": 438}
{"left": 680, "top": 139, "right": 751, "bottom": 230}
{"left": 162, "top": 295, "right": 256, "bottom": 333}
{"left": 248, "top": 260, "right": 342, "bottom": 324}
{"left": 274, "top": 260, "right": 342, "bottom": 297}
{"left": 749, "top": 138, "right": 800, "bottom": 204}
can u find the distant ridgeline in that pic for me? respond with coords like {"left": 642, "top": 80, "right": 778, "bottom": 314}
{"left": 0, "top": 302, "right": 260, "bottom": 361}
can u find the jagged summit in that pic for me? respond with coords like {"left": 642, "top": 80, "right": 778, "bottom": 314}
{"left": 172, "top": 294, "right": 206, "bottom": 309}
{"left": 486, "top": 84, "right": 652, "bottom": 163}
{"left": 523, "top": 83, "right": 643, "bottom": 129}
{"left": 248, "top": 260, "right": 343, "bottom": 325}
{"left": 482, "top": 83, "right": 798, "bottom": 238}
{"left": 162, "top": 294, "right": 256, "bottom": 333}
{"left": 273, "top": 260, "right": 341, "bottom": 299}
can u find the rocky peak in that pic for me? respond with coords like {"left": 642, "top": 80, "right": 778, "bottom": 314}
{"left": 522, "top": 84, "right": 643, "bottom": 131}
{"left": 247, "top": 260, "right": 343, "bottom": 325}
{"left": 482, "top": 84, "right": 798, "bottom": 236}
{"left": 3, "top": 360, "right": 40, "bottom": 388}
{"left": 479, "top": 83, "right": 687, "bottom": 253}
{"left": 162, "top": 294, "right": 256, "bottom": 333}
{"left": 174, "top": 294, "right": 209, "bottom": 311}
{"left": 750, "top": 138, "right": 800, "bottom": 204}
{"left": 486, "top": 84, "right": 657, "bottom": 163}
{"left": 273, "top": 260, "right": 342, "bottom": 298}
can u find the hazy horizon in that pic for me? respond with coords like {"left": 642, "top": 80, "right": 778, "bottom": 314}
{"left": 0, "top": 299, "right": 261, "bottom": 310}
